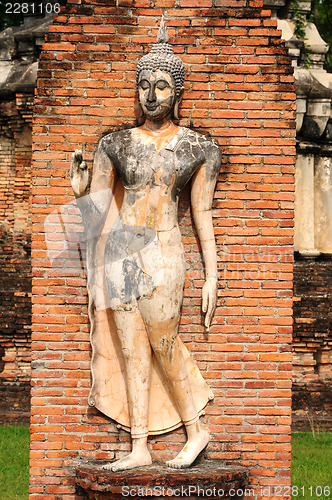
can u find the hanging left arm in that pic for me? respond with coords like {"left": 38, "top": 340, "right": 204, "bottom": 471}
{"left": 191, "top": 140, "right": 222, "bottom": 331}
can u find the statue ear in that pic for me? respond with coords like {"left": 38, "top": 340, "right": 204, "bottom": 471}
{"left": 138, "top": 102, "right": 144, "bottom": 118}
{"left": 174, "top": 87, "right": 184, "bottom": 120}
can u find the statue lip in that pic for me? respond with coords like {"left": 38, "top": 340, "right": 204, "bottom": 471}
{"left": 145, "top": 104, "right": 158, "bottom": 110}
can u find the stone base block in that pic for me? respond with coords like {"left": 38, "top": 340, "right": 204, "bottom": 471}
{"left": 76, "top": 462, "right": 248, "bottom": 499}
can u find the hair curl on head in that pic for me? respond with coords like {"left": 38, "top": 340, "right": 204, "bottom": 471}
{"left": 136, "top": 17, "right": 185, "bottom": 97}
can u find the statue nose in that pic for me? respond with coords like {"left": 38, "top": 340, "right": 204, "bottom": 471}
{"left": 147, "top": 84, "right": 156, "bottom": 102}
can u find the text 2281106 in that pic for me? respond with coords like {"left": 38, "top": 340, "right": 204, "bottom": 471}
{"left": 5, "top": 2, "right": 61, "bottom": 15}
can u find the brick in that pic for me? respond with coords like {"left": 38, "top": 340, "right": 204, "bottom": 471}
{"left": 28, "top": 2, "right": 295, "bottom": 498}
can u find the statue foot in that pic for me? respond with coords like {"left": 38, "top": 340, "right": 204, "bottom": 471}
{"left": 102, "top": 449, "right": 152, "bottom": 472}
{"left": 165, "top": 429, "right": 209, "bottom": 469}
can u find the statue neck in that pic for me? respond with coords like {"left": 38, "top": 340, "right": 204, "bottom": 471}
{"left": 141, "top": 114, "right": 176, "bottom": 135}
{"left": 136, "top": 116, "right": 181, "bottom": 151}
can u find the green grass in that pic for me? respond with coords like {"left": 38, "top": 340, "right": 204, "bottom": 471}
{"left": 0, "top": 426, "right": 30, "bottom": 500}
{"left": 292, "top": 432, "right": 332, "bottom": 499}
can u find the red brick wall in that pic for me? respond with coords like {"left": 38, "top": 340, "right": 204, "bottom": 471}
{"left": 0, "top": 95, "right": 33, "bottom": 231}
{"left": 30, "top": 0, "right": 296, "bottom": 498}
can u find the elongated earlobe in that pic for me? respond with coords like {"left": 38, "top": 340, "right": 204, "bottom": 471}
{"left": 174, "top": 87, "right": 185, "bottom": 120}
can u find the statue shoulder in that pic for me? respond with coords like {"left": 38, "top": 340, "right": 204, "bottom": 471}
{"left": 186, "top": 129, "right": 222, "bottom": 166}
{"left": 98, "top": 128, "right": 135, "bottom": 154}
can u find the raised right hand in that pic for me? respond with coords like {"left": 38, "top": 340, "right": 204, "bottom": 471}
{"left": 70, "top": 149, "right": 89, "bottom": 198}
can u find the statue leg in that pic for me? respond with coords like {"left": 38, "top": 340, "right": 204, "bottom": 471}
{"left": 139, "top": 290, "right": 209, "bottom": 469}
{"left": 102, "top": 308, "right": 152, "bottom": 472}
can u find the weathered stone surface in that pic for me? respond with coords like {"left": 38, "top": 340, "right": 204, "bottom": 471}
{"left": 0, "top": 16, "right": 51, "bottom": 97}
{"left": 76, "top": 463, "right": 248, "bottom": 499}
{"left": 294, "top": 154, "right": 317, "bottom": 256}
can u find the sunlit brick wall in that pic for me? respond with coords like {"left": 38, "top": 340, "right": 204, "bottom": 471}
{"left": 30, "top": 0, "right": 296, "bottom": 498}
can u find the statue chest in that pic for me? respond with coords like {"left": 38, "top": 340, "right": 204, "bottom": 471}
{"left": 115, "top": 151, "right": 178, "bottom": 189}
{"left": 113, "top": 146, "right": 204, "bottom": 197}
{"left": 103, "top": 127, "right": 206, "bottom": 196}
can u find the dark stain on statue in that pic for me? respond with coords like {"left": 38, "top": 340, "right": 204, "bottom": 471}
{"left": 104, "top": 224, "right": 156, "bottom": 306}
{"left": 102, "top": 131, "right": 157, "bottom": 189}
{"left": 121, "top": 259, "right": 155, "bottom": 304}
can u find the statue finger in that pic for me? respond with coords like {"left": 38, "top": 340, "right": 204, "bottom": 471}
{"left": 202, "top": 289, "right": 207, "bottom": 313}
{"left": 71, "top": 150, "right": 80, "bottom": 169}
{"left": 204, "top": 313, "right": 210, "bottom": 332}
{"left": 71, "top": 150, "right": 83, "bottom": 170}
{"left": 205, "top": 306, "right": 212, "bottom": 330}
{"left": 205, "top": 296, "right": 216, "bottom": 331}
{"left": 74, "top": 149, "right": 83, "bottom": 162}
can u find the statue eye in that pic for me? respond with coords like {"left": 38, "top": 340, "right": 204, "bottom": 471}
{"left": 139, "top": 80, "right": 150, "bottom": 90}
{"left": 156, "top": 80, "right": 168, "bottom": 90}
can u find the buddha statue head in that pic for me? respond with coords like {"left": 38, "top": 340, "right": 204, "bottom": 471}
{"left": 136, "top": 18, "right": 185, "bottom": 120}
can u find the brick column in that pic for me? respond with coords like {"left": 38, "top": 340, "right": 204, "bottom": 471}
{"left": 30, "top": 0, "right": 296, "bottom": 498}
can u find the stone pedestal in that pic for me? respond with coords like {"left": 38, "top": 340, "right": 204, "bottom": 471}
{"left": 76, "top": 463, "right": 248, "bottom": 499}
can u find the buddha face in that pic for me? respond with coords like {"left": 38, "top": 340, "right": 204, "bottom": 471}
{"left": 138, "top": 69, "right": 176, "bottom": 120}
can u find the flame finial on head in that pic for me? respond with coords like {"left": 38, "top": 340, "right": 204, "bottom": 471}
{"left": 157, "top": 16, "right": 169, "bottom": 44}
{"left": 136, "top": 17, "right": 185, "bottom": 97}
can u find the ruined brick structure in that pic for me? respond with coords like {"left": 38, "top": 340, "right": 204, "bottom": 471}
{"left": 0, "top": 22, "right": 37, "bottom": 424}
{"left": 292, "top": 260, "right": 332, "bottom": 430}
{"left": 29, "top": 0, "right": 295, "bottom": 498}
{"left": 0, "top": 1, "right": 67, "bottom": 425}
{"left": 266, "top": 0, "right": 332, "bottom": 430}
